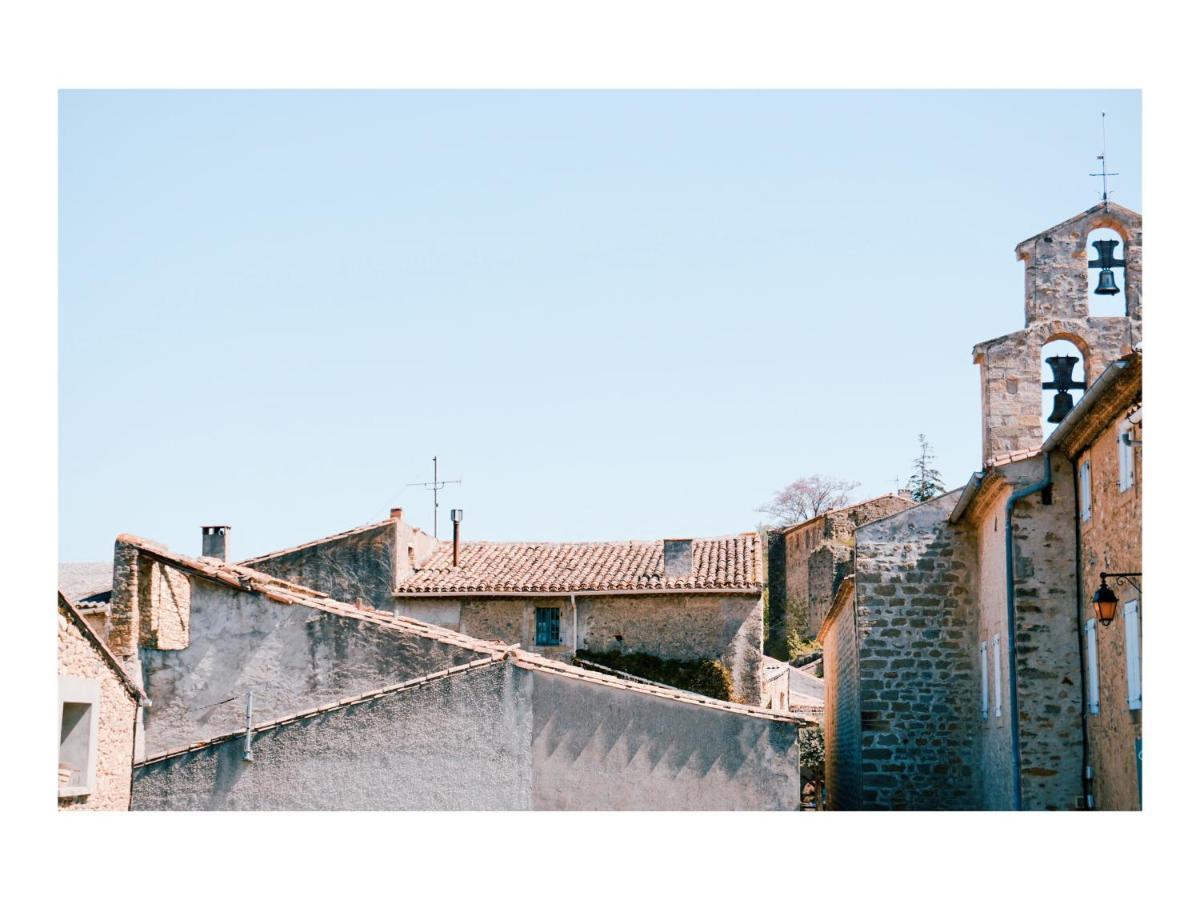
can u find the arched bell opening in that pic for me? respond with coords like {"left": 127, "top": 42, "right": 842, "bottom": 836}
{"left": 1041, "top": 337, "right": 1088, "bottom": 439}
{"left": 1085, "top": 227, "right": 1126, "bottom": 317}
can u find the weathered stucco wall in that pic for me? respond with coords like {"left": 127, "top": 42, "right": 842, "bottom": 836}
{"left": 133, "top": 663, "right": 532, "bottom": 810}
{"left": 821, "top": 593, "right": 861, "bottom": 811}
{"left": 58, "top": 608, "right": 138, "bottom": 811}
{"left": 850, "top": 491, "right": 980, "bottom": 810}
{"left": 398, "top": 592, "right": 764, "bottom": 705}
{"left": 525, "top": 665, "right": 801, "bottom": 810}
{"left": 132, "top": 659, "right": 805, "bottom": 810}
{"left": 1080, "top": 410, "right": 1142, "bottom": 811}
{"left": 138, "top": 577, "right": 493, "bottom": 756}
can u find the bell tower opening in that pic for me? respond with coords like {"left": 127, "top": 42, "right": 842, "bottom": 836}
{"left": 1041, "top": 338, "right": 1088, "bottom": 439}
{"left": 1086, "top": 227, "right": 1126, "bottom": 317}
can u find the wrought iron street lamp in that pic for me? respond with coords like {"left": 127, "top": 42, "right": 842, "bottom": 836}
{"left": 1092, "top": 572, "right": 1142, "bottom": 626}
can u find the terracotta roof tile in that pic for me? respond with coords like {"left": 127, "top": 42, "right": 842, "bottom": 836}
{"left": 395, "top": 534, "right": 762, "bottom": 594}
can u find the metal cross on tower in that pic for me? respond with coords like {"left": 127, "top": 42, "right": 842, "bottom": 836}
{"left": 1090, "top": 111, "right": 1119, "bottom": 210}
{"left": 406, "top": 456, "right": 461, "bottom": 539}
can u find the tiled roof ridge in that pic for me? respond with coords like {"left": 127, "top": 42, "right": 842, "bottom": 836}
{"left": 773, "top": 491, "right": 917, "bottom": 536}
{"left": 134, "top": 654, "right": 510, "bottom": 766}
{"left": 117, "top": 534, "right": 511, "bottom": 658}
{"left": 238, "top": 518, "right": 399, "bottom": 566}
{"left": 435, "top": 533, "right": 756, "bottom": 548}
{"left": 58, "top": 592, "right": 147, "bottom": 704}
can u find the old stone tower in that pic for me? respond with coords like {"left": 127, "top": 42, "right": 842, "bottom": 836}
{"left": 972, "top": 202, "right": 1141, "bottom": 465}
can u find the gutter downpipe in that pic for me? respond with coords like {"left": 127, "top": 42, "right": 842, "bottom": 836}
{"left": 571, "top": 594, "right": 578, "bottom": 654}
{"left": 1003, "top": 451, "right": 1052, "bottom": 811}
{"left": 1071, "top": 455, "right": 1092, "bottom": 808}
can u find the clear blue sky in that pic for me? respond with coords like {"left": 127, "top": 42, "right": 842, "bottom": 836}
{"left": 59, "top": 90, "right": 1141, "bottom": 562}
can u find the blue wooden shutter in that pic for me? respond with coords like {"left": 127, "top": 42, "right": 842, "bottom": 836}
{"left": 1125, "top": 600, "right": 1141, "bottom": 710}
{"left": 980, "top": 641, "right": 989, "bottom": 719}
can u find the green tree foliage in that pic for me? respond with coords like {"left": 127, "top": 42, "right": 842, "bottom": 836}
{"left": 574, "top": 649, "right": 735, "bottom": 701}
{"left": 907, "top": 434, "right": 946, "bottom": 503}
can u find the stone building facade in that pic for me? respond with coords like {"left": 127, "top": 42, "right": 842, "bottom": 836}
{"left": 57, "top": 592, "right": 145, "bottom": 810}
{"left": 767, "top": 493, "right": 915, "bottom": 647}
{"left": 820, "top": 203, "right": 1142, "bottom": 810}
{"left": 105, "top": 533, "right": 810, "bottom": 810}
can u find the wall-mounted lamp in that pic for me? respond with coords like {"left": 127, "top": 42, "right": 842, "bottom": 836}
{"left": 1092, "top": 571, "right": 1142, "bottom": 626}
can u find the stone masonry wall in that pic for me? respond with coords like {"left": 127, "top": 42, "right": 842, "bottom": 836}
{"left": 1009, "top": 451, "right": 1084, "bottom": 810}
{"left": 58, "top": 608, "right": 138, "bottom": 811}
{"left": 822, "top": 594, "right": 862, "bottom": 810}
{"left": 402, "top": 592, "right": 764, "bottom": 705}
{"left": 1080, "top": 410, "right": 1142, "bottom": 811}
{"left": 852, "top": 491, "right": 980, "bottom": 810}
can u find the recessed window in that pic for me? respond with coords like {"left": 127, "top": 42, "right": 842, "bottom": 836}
{"left": 535, "top": 607, "right": 561, "bottom": 646}
{"left": 58, "top": 676, "right": 100, "bottom": 797}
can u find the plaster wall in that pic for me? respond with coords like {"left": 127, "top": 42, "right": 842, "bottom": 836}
{"left": 58, "top": 609, "right": 137, "bottom": 811}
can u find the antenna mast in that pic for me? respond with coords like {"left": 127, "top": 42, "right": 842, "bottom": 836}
{"left": 406, "top": 456, "right": 461, "bottom": 539}
{"left": 1090, "top": 111, "right": 1119, "bottom": 210}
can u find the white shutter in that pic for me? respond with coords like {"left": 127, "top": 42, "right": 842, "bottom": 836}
{"left": 1086, "top": 618, "right": 1100, "bottom": 715}
{"left": 1080, "top": 461, "right": 1092, "bottom": 522}
{"left": 1118, "top": 427, "right": 1133, "bottom": 492}
{"left": 991, "top": 635, "right": 1003, "bottom": 718}
{"left": 980, "top": 641, "right": 989, "bottom": 719}
{"left": 1125, "top": 600, "right": 1142, "bottom": 710}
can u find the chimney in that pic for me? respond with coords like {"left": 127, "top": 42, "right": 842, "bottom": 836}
{"left": 450, "top": 509, "right": 463, "bottom": 566}
{"left": 201, "top": 525, "right": 230, "bottom": 562}
{"left": 390, "top": 507, "right": 404, "bottom": 520}
{"left": 663, "top": 539, "right": 693, "bottom": 578}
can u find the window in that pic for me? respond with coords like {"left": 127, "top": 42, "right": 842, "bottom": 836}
{"left": 1079, "top": 460, "right": 1092, "bottom": 522}
{"left": 58, "top": 676, "right": 100, "bottom": 797}
{"left": 535, "top": 607, "right": 561, "bottom": 646}
{"left": 991, "top": 635, "right": 1003, "bottom": 718}
{"left": 1085, "top": 619, "right": 1100, "bottom": 715}
{"left": 1118, "top": 424, "right": 1135, "bottom": 492}
{"left": 980, "top": 641, "right": 989, "bottom": 720}
{"left": 1125, "top": 599, "right": 1141, "bottom": 710}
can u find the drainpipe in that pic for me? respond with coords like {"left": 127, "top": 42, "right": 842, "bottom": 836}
{"left": 1003, "top": 451, "right": 1053, "bottom": 811}
{"left": 571, "top": 594, "right": 578, "bottom": 654}
{"left": 1071, "top": 456, "right": 1092, "bottom": 809}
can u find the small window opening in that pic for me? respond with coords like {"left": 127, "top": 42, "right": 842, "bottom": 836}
{"left": 535, "top": 607, "right": 561, "bottom": 646}
{"left": 1087, "top": 227, "right": 1126, "bottom": 317}
{"left": 59, "top": 701, "right": 94, "bottom": 794}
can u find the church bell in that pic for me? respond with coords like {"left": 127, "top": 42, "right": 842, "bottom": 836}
{"left": 1043, "top": 354, "right": 1087, "bottom": 424}
{"left": 1088, "top": 238, "right": 1124, "bottom": 296}
{"left": 1048, "top": 391, "right": 1075, "bottom": 424}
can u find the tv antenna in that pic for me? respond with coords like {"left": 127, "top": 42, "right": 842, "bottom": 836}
{"left": 1090, "top": 111, "right": 1118, "bottom": 210}
{"left": 406, "top": 456, "right": 461, "bottom": 539}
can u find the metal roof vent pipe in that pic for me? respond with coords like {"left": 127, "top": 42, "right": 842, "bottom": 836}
{"left": 450, "top": 509, "right": 463, "bottom": 567}
{"left": 201, "top": 525, "right": 230, "bottom": 562}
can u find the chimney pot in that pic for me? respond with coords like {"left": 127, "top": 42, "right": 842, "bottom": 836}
{"left": 451, "top": 509, "right": 463, "bottom": 566}
{"left": 201, "top": 525, "right": 231, "bottom": 562}
{"left": 390, "top": 507, "right": 404, "bottom": 519}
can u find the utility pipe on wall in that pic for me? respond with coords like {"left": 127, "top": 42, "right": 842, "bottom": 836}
{"left": 571, "top": 594, "right": 578, "bottom": 654}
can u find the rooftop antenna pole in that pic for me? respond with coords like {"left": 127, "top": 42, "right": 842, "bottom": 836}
{"left": 1090, "top": 111, "right": 1119, "bottom": 211}
{"left": 406, "top": 456, "right": 461, "bottom": 539}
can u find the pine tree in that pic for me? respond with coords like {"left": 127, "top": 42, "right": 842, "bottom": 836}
{"left": 907, "top": 434, "right": 945, "bottom": 503}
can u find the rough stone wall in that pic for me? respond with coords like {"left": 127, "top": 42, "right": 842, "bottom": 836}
{"left": 1009, "top": 452, "right": 1084, "bottom": 810}
{"left": 132, "top": 660, "right": 805, "bottom": 810}
{"left": 779, "top": 519, "right": 820, "bottom": 640}
{"left": 851, "top": 491, "right": 980, "bottom": 810}
{"left": 133, "top": 663, "right": 532, "bottom": 810}
{"left": 765, "top": 529, "right": 789, "bottom": 655}
{"left": 526, "top": 667, "right": 802, "bottom": 810}
{"left": 822, "top": 595, "right": 862, "bottom": 810}
{"left": 401, "top": 592, "right": 764, "bottom": 705}
{"left": 1080, "top": 411, "right": 1142, "bottom": 811}
{"left": 138, "top": 578, "right": 493, "bottom": 757}
{"left": 977, "top": 204, "right": 1141, "bottom": 465}
{"left": 807, "top": 543, "right": 852, "bottom": 637}
{"left": 58, "top": 609, "right": 138, "bottom": 811}
{"left": 241, "top": 520, "right": 401, "bottom": 612}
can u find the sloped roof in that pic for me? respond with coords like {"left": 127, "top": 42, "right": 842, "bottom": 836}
{"left": 58, "top": 592, "right": 146, "bottom": 703}
{"left": 394, "top": 534, "right": 762, "bottom": 595}
{"left": 772, "top": 492, "right": 916, "bottom": 537}
{"left": 58, "top": 561, "right": 114, "bottom": 604}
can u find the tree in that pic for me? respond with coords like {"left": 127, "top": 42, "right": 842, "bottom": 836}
{"left": 907, "top": 434, "right": 946, "bottom": 503}
{"left": 757, "top": 475, "right": 860, "bottom": 526}
{"left": 797, "top": 725, "right": 825, "bottom": 809}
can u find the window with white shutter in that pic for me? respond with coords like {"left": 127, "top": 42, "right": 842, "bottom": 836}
{"left": 980, "top": 641, "right": 989, "bottom": 719}
{"left": 1080, "top": 460, "right": 1092, "bottom": 522}
{"left": 1125, "top": 599, "right": 1141, "bottom": 710}
{"left": 1085, "top": 618, "right": 1100, "bottom": 715}
{"left": 1118, "top": 425, "right": 1134, "bottom": 492}
{"left": 991, "top": 635, "right": 1003, "bottom": 718}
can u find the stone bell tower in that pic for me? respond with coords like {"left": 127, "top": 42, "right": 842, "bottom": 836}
{"left": 973, "top": 202, "right": 1141, "bottom": 465}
